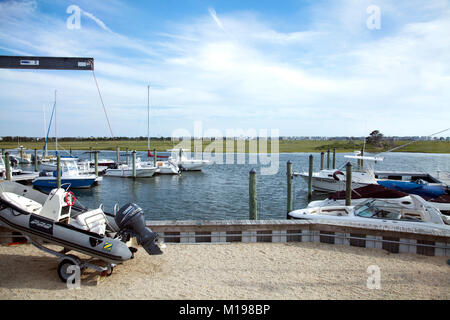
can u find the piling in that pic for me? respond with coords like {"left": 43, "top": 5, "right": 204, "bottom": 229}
{"left": 19, "top": 146, "right": 23, "bottom": 164}
{"left": 327, "top": 149, "right": 330, "bottom": 169}
{"left": 286, "top": 161, "right": 293, "bottom": 218}
{"left": 345, "top": 162, "right": 352, "bottom": 206}
{"left": 116, "top": 147, "right": 120, "bottom": 163}
{"left": 89, "top": 147, "right": 93, "bottom": 162}
{"left": 332, "top": 148, "right": 336, "bottom": 169}
{"left": 34, "top": 149, "right": 38, "bottom": 172}
{"left": 126, "top": 148, "right": 129, "bottom": 165}
{"left": 94, "top": 151, "right": 99, "bottom": 176}
{"left": 56, "top": 155, "right": 61, "bottom": 189}
{"left": 69, "top": 147, "right": 72, "bottom": 157}
{"left": 308, "top": 155, "right": 313, "bottom": 202}
{"left": 153, "top": 149, "right": 157, "bottom": 167}
{"left": 360, "top": 148, "right": 364, "bottom": 168}
{"left": 4, "top": 152, "right": 11, "bottom": 180}
{"left": 320, "top": 152, "right": 324, "bottom": 170}
{"left": 132, "top": 150, "right": 137, "bottom": 179}
{"left": 249, "top": 168, "right": 257, "bottom": 220}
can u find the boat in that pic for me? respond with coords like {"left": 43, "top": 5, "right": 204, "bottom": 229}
{"left": 1, "top": 152, "right": 39, "bottom": 183}
{"left": 155, "top": 159, "right": 181, "bottom": 175}
{"left": 32, "top": 157, "right": 98, "bottom": 190}
{"left": 9, "top": 147, "right": 32, "bottom": 164}
{"left": 308, "top": 184, "right": 450, "bottom": 215}
{"left": 104, "top": 158, "right": 158, "bottom": 178}
{"left": 289, "top": 194, "right": 450, "bottom": 232}
{"left": 0, "top": 180, "right": 162, "bottom": 282}
{"left": 298, "top": 154, "right": 380, "bottom": 192}
{"left": 169, "top": 148, "right": 210, "bottom": 171}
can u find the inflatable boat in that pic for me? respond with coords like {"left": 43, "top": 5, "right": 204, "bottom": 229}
{"left": 0, "top": 180, "right": 162, "bottom": 282}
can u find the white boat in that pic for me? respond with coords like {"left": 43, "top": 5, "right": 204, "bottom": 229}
{"left": 155, "top": 159, "right": 180, "bottom": 175}
{"left": 308, "top": 184, "right": 450, "bottom": 215}
{"left": 169, "top": 149, "right": 210, "bottom": 171}
{"left": 289, "top": 195, "right": 450, "bottom": 232}
{"left": 1, "top": 152, "right": 39, "bottom": 181}
{"left": 32, "top": 157, "right": 98, "bottom": 189}
{"left": 9, "top": 146, "right": 33, "bottom": 164}
{"left": 104, "top": 158, "right": 158, "bottom": 178}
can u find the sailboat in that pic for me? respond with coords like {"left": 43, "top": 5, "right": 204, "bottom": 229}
{"left": 32, "top": 91, "right": 98, "bottom": 190}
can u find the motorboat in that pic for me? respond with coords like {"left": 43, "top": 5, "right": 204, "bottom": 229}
{"left": 289, "top": 194, "right": 450, "bottom": 232}
{"left": 155, "top": 159, "right": 180, "bottom": 175}
{"left": 1, "top": 152, "right": 39, "bottom": 182}
{"left": 298, "top": 154, "right": 380, "bottom": 192}
{"left": 169, "top": 148, "right": 210, "bottom": 171}
{"left": 0, "top": 180, "right": 162, "bottom": 282}
{"left": 9, "top": 147, "right": 32, "bottom": 164}
{"left": 308, "top": 184, "right": 450, "bottom": 215}
{"left": 32, "top": 157, "right": 98, "bottom": 190}
{"left": 104, "top": 158, "right": 158, "bottom": 178}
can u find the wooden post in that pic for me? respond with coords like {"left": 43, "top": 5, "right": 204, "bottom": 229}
{"left": 332, "top": 148, "right": 336, "bottom": 169}
{"left": 360, "top": 148, "right": 364, "bottom": 168}
{"left": 56, "top": 155, "right": 61, "bottom": 188}
{"left": 116, "top": 147, "right": 120, "bottom": 163}
{"left": 69, "top": 147, "right": 72, "bottom": 157}
{"left": 345, "top": 162, "right": 352, "bottom": 206}
{"left": 308, "top": 155, "right": 313, "bottom": 202}
{"left": 4, "top": 152, "right": 11, "bottom": 180}
{"left": 19, "top": 146, "right": 23, "bottom": 164}
{"left": 94, "top": 151, "right": 99, "bottom": 176}
{"left": 153, "top": 149, "right": 157, "bottom": 167}
{"left": 320, "top": 152, "right": 324, "bottom": 170}
{"left": 34, "top": 149, "right": 38, "bottom": 172}
{"left": 126, "top": 148, "right": 129, "bottom": 165}
{"left": 89, "top": 147, "right": 93, "bottom": 161}
{"left": 132, "top": 150, "right": 136, "bottom": 179}
{"left": 286, "top": 161, "right": 293, "bottom": 218}
{"left": 249, "top": 168, "right": 257, "bottom": 220}
{"left": 327, "top": 149, "right": 330, "bottom": 169}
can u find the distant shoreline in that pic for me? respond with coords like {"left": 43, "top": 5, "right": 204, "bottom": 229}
{"left": 1, "top": 139, "right": 449, "bottom": 154}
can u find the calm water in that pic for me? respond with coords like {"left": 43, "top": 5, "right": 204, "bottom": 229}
{"left": 18, "top": 151, "right": 450, "bottom": 221}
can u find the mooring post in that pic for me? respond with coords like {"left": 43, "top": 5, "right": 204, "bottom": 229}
{"left": 360, "top": 148, "right": 364, "bottom": 168}
{"left": 153, "top": 149, "right": 157, "bottom": 167}
{"left": 320, "top": 152, "right": 324, "bottom": 170}
{"left": 345, "top": 162, "right": 352, "bottom": 206}
{"left": 89, "top": 147, "right": 93, "bottom": 162}
{"left": 126, "top": 148, "right": 129, "bottom": 165}
{"left": 332, "top": 148, "right": 336, "bottom": 169}
{"left": 116, "top": 147, "right": 120, "bottom": 164}
{"left": 327, "top": 149, "right": 330, "bottom": 169}
{"left": 94, "top": 151, "right": 99, "bottom": 176}
{"left": 69, "top": 147, "right": 72, "bottom": 157}
{"left": 4, "top": 152, "right": 11, "bottom": 180}
{"left": 249, "top": 168, "right": 257, "bottom": 220}
{"left": 34, "top": 149, "right": 38, "bottom": 172}
{"left": 287, "top": 160, "right": 293, "bottom": 218}
{"left": 308, "top": 154, "right": 313, "bottom": 202}
{"left": 132, "top": 150, "right": 137, "bottom": 179}
{"left": 56, "top": 155, "right": 61, "bottom": 189}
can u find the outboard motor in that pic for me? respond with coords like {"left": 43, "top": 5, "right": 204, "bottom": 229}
{"left": 115, "top": 203, "right": 163, "bottom": 255}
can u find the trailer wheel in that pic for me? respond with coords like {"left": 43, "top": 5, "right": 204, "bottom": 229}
{"left": 57, "top": 255, "right": 81, "bottom": 283}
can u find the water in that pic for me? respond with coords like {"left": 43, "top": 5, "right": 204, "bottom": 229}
{"left": 17, "top": 151, "right": 450, "bottom": 221}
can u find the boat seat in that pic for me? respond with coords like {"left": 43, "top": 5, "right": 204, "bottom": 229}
{"left": 69, "top": 209, "right": 107, "bottom": 235}
{"left": 0, "top": 192, "right": 42, "bottom": 214}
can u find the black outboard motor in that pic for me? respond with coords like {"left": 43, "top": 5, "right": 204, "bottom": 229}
{"left": 115, "top": 203, "right": 163, "bottom": 255}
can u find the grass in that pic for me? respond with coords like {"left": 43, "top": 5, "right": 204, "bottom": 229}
{"left": 1, "top": 139, "right": 449, "bottom": 154}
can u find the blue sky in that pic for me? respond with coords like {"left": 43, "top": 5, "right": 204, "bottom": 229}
{"left": 0, "top": 0, "right": 449, "bottom": 138}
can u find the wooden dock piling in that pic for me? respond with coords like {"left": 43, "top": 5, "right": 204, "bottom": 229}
{"left": 56, "top": 155, "right": 61, "bottom": 188}
{"left": 286, "top": 161, "right": 293, "bottom": 218}
{"left": 327, "top": 149, "right": 330, "bottom": 169}
{"left": 34, "top": 149, "right": 38, "bottom": 172}
{"left": 4, "top": 152, "right": 11, "bottom": 180}
{"left": 132, "top": 150, "right": 137, "bottom": 179}
{"left": 94, "top": 151, "right": 99, "bottom": 176}
{"left": 332, "top": 148, "right": 336, "bottom": 169}
{"left": 320, "top": 152, "right": 324, "bottom": 170}
{"left": 116, "top": 147, "right": 120, "bottom": 163}
{"left": 308, "top": 154, "right": 313, "bottom": 202}
{"left": 345, "top": 162, "right": 352, "bottom": 206}
{"left": 153, "top": 149, "right": 157, "bottom": 167}
{"left": 249, "top": 168, "right": 257, "bottom": 220}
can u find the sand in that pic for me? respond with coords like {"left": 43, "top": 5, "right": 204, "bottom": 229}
{"left": 0, "top": 242, "right": 449, "bottom": 300}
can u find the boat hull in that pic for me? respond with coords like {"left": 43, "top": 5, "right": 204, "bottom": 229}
{"left": 32, "top": 176, "right": 97, "bottom": 189}
{"left": 104, "top": 168, "right": 157, "bottom": 178}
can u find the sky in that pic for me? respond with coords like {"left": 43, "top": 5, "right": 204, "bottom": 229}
{"left": 0, "top": 0, "right": 449, "bottom": 138}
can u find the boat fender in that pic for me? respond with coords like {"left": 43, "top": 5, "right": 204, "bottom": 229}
{"left": 333, "top": 170, "right": 345, "bottom": 181}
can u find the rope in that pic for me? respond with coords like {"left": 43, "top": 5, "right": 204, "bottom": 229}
{"left": 91, "top": 68, "right": 114, "bottom": 139}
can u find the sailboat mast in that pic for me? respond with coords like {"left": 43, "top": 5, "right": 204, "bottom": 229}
{"left": 147, "top": 85, "right": 150, "bottom": 152}
{"left": 54, "top": 90, "right": 58, "bottom": 156}
{"left": 43, "top": 105, "right": 47, "bottom": 157}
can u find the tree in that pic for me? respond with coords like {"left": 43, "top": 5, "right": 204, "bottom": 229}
{"left": 366, "top": 130, "right": 384, "bottom": 147}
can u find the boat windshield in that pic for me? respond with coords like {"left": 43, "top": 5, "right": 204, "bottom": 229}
{"left": 63, "top": 160, "right": 79, "bottom": 174}
{"left": 354, "top": 200, "right": 423, "bottom": 222}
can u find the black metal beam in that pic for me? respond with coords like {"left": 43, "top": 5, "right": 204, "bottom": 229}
{"left": 0, "top": 55, "right": 94, "bottom": 71}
